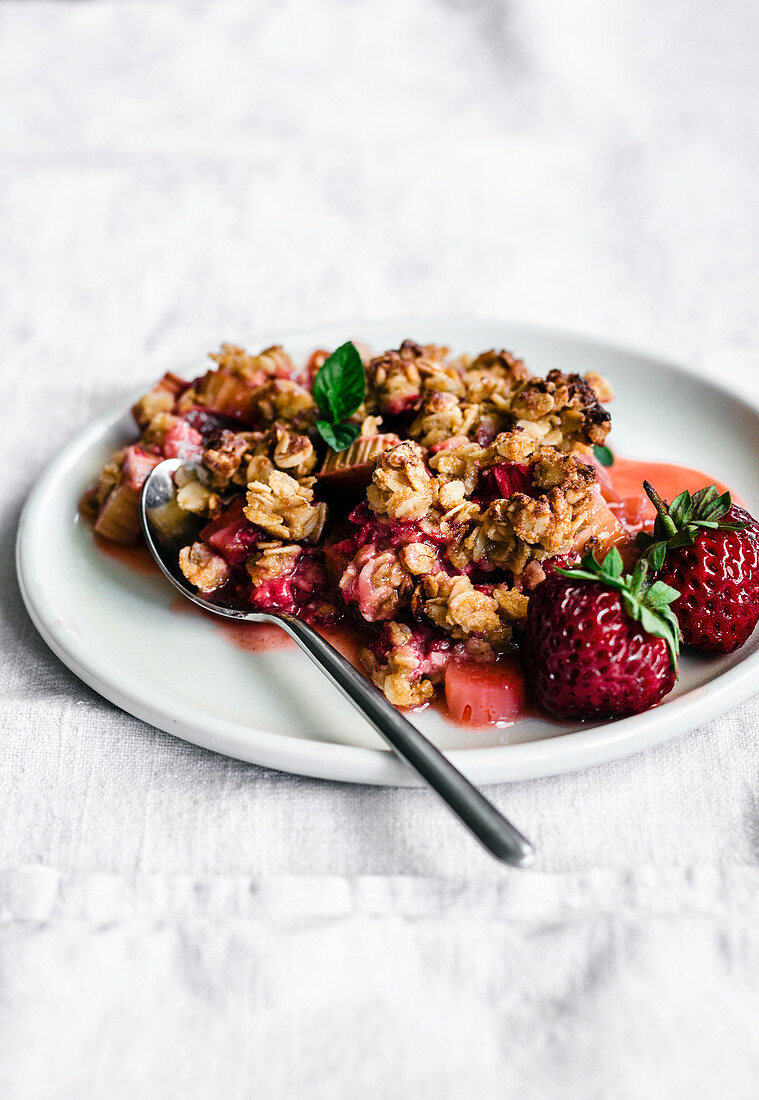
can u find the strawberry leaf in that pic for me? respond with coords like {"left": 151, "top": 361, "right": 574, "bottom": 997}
{"left": 554, "top": 547, "right": 681, "bottom": 670}
{"left": 638, "top": 481, "right": 747, "bottom": 570}
{"left": 668, "top": 491, "right": 691, "bottom": 527}
{"left": 647, "top": 541, "right": 667, "bottom": 571}
{"left": 602, "top": 545, "right": 624, "bottom": 580}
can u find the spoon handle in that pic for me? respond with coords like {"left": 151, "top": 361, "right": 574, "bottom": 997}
{"left": 278, "top": 616, "right": 534, "bottom": 867}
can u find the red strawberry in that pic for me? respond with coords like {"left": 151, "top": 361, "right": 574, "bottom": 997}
{"left": 522, "top": 547, "right": 680, "bottom": 720}
{"left": 638, "top": 483, "right": 759, "bottom": 653}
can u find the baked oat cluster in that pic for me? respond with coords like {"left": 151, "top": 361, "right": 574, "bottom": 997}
{"left": 84, "top": 339, "right": 619, "bottom": 709}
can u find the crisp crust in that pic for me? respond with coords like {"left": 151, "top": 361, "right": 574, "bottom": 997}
{"left": 412, "top": 574, "right": 528, "bottom": 647}
{"left": 203, "top": 429, "right": 255, "bottom": 486}
{"left": 244, "top": 467, "right": 326, "bottom": 543}
{"left": 246, "top": 541, "right": 301, "bottom": 586}
{"left": 509, "top": 370, "right": 611, "bottom": 449}
{"left": 210, "top": 343, "right": 294, "bottom": 382}
{"left": 366, "top": 441, "right": 437, "bottom": 521}
{"left": 88, "top": 336, "right": 615, "bottom": 711}
{"left": 338, "top": 544, "right": 414, "bottom": 621}
{"left": 464, "top": 447, "right": 596, "bottom": 573}
{"left": 360, "top": 621, "right": 441, "bottom": 707}
{"left": 178, "top": 542, "right": 230, "bottom": 592}
{"left": 409, "top": 391, "right": 480, "bottom": 448}
{"left": 366, "top": 340, "right": 460, "bottom": 415}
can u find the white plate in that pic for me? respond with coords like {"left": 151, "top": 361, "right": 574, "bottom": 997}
{"left": 16, "top": 320, "right": 759, "bottom": 785}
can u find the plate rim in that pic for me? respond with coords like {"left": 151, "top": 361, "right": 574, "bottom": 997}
{"left": 15, "top": 318, "right": 759, "bottom": 786}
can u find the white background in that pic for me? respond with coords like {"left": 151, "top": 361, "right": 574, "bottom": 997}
{"left": 1, "top": 2, "right": 758, "bottom": 1097}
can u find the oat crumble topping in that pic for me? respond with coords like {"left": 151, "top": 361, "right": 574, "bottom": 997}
{"left": 86, "top": 337, "right": 620, "bottom": 711}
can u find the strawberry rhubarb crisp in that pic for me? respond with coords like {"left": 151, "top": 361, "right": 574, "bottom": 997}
{"left": 83, "top": 338, "right": 759, "bottom": 723}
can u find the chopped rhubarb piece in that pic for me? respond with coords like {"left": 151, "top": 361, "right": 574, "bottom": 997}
{"left": 196, "top": 369, "right": 259, "bottom": 424}
{"left": 614, "top": 495, "right": 650, "bottom": 534}
{"left": 318, "top": 433, "right": 401, "bottom": 494}
{"left": 429, "top": 435, "right": 470, "bottom": 454}
{"left": 131, "top": 372, "right": 189, "bottom": 428}
{"left": 492, "top": 462, "right": 533, "bottom": 498}
{"left": 323, "top": 538, "right": 356, "bottom": 585}
{"left": 576, "top": 490, "right": 636, "bottom": 563}
{"left": 94, "top": 483, "right": 142, "bottom": 544}
{"left": 121, "top": 446, "right": 162, "bottom": 491}
{"left": 199, "top": 498, "right": 260, "bottom": 565}
{"left": 445, "top": 657, "right": 527, "bottom": 725}
{"left": 582, "top": 453, "right": 620, "bottom": 502}
{"left": 162, "top": 421, "right": 204, "bottom": 462}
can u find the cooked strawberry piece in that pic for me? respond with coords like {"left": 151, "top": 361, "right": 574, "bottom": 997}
{"left": 369, "top": 622, "right": 452, "bottom": 681}
{"left": 248, "top": 575, "right": 297, "bottom": 616}
{"left": 195, "top": 369, "right": 258, "bottom": 424}
{"left": 473, "top": 462, "right": 533, "bottom": 505}
{"left": 290, "top": 550, "right": 340, "bottom": 623}
{"left": 247, "top": 548, "right": 339, "bottom": 624}
{"left": 200, "top": 498, "right": 260, "bottom": 565}
{"left": 121, "top": 446, "right": 162, "bottom": 490}
{"left": 348, "top": 501, "right": 448, "bottom": 550}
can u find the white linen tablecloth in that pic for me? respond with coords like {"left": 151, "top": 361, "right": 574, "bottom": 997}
{"left": 1, "top": 1, "right": 758, "bottom": 1096}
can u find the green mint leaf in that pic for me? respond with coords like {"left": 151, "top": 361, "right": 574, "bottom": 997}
{"left": 316, "top": 419, "right": 361, "bottom": 452}
{"left": 593, "top": 444, "right": 614, "bottom": 467}
{"left": 313, "top": 341, "right": 366, "bottom": 424}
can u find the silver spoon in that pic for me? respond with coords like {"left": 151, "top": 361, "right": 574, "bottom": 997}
{"left": 141, "top": 458, "right": 534, "bottom": 867}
